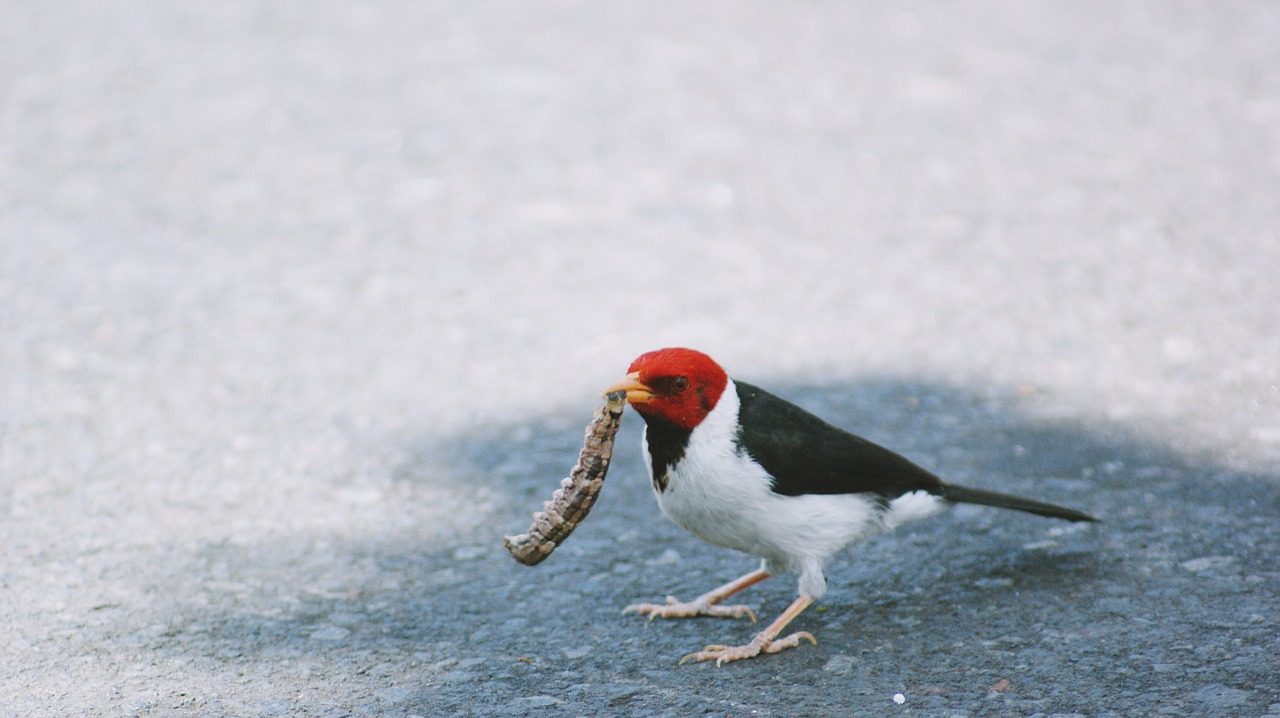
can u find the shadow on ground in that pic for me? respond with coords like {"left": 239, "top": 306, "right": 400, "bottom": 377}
{"left": 160, "top": 378, "right": 1279, "bottom": 717}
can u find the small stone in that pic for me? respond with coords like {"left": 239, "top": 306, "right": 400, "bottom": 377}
{"left": 309, "top": 626, "right": 350, "bottom": 641}
{"left": 376, "top": 687, "right": 409, "bottom": 703}
{"left": 646, "top": 548, "right": 682, "bottom": 565}
{"left": 1192, "top": 683, "right": 1252, "bottom": 708}
{"left": 893, "top": 693, "right": 906, "bottom": 704}
{"left": 425, "top": 658, "right": 458, "bottom": 672}
{"left": 453, "top": 545, "right": 487, "bottom": 561}
{"left": 608, "top": 688, "right": 642, "bottom": 706}
{"left": 1179, "top": 556, "right": 1237, "bottom": 573}
{"left": 973, "top": 577, "right": 1015, "bottom": 589}
{"left": 823, "top": 654, "right": 856, "bottom": 674}
{"left": 515, "top": 695, "right": 563, "bottom": 708}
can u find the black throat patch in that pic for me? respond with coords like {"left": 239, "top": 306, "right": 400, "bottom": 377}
{"left": 640, "top": 416, "right": 691, "bottom": 493}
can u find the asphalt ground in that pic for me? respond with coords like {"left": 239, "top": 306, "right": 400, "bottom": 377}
{"left": 2, "top": 1, "right": 1278, "bottom": 716}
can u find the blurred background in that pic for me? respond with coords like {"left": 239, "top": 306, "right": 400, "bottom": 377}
{"left": 2, "top": 2, "right": 1277, "bottom": 716}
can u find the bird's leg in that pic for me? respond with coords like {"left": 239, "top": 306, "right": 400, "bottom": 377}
{"left": 622, "top": 567, "right": 771, "bottom": 623}
{"left": 679, "top": 594, "right": 817, "bottom": 666}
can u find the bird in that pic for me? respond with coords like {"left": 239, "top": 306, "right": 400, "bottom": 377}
{"left": 604, "top": 347, "right": 1098, "bottom": 666}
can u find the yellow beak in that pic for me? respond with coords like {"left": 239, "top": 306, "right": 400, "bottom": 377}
{"left": 603, "top": 371, "right": 653, "bottom": 404}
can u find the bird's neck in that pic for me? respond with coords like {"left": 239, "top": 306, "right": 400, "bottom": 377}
{"left": 639, "top": 413, "right": 692, "bottom": 493}
{"left": 638, "top": 378, "right": 743, "bottom": 493}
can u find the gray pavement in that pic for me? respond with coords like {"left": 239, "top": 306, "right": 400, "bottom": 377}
{"left": 2, "top": 1, "right": 1278, "bottom": 716}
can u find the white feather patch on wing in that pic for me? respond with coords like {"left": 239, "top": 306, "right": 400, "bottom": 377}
{"left": 883, "top": 490, "right": 951, "bottom": 530}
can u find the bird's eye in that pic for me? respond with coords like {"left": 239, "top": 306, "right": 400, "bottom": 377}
{"left": 673, "top": 376, "right": 689, "bottom": 392}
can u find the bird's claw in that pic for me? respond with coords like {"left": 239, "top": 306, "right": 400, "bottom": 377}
{"left": 678, "top": 631, "right": 816, "bottom": 666}
{"left": 622, "top": 596, "right": 757, "bottom": 623}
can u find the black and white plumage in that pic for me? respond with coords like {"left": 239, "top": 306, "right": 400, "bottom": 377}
{"left": 607, "top": 347, "right": 1098, "bottom": 665}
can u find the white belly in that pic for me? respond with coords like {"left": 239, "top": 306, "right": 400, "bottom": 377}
{"left": 655, "top": 450, "right": 887, "bottom": 565}
{"left": 639, "top": 380, "right": 952, "bottom": 598}
{"left": 640, "top": 383, "right": 891, "bottom": 597}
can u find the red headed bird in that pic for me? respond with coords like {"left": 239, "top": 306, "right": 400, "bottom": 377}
{"left": 606, "top": 348, "right": 1098, "bottom": 665}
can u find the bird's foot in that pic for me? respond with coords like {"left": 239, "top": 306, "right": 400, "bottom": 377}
{"left": 678, "top": 630, "right": 816, "bottom": 666}
{"left": 622, "top": 595, "right": 757, "bottom": 623}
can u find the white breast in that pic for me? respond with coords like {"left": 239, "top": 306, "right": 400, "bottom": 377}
{"left": 642, "top": 379, "right": 906, "bottom": 598}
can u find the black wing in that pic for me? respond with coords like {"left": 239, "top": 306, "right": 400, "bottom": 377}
{"left": 733, "top": 381, "right": 945, "bottom": 499}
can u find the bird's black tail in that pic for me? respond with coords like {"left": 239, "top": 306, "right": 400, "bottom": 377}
{"left": 940, "top": 484, "right": 1099, "bottom": 523}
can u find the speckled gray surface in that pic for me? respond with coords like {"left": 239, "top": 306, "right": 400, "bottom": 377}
{"left": 2, "top": 2, "right": 1278, "bottom": 716}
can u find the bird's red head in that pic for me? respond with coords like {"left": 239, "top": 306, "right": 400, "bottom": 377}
{"left": 605, "top": 348, "right": 729, "bottom": 431}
